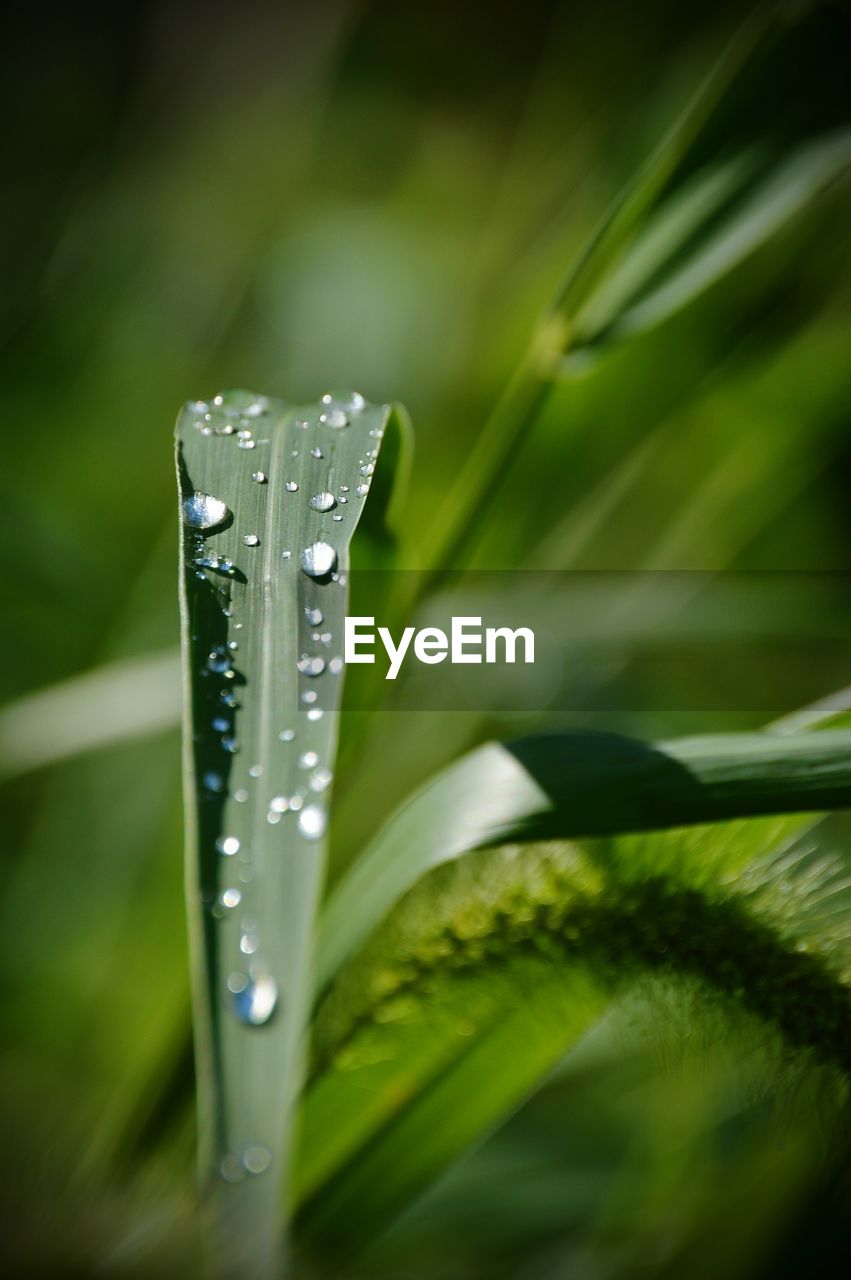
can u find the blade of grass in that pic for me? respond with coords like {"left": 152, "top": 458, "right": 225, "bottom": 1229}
{"left": 423, "top": 6, "right": 770, "bottom": 576}
{"left": 317, "top": 728, "right": 851, "bottom": 994}
{"left": 176, "top": 387, "right": 399, "bottom": 1278}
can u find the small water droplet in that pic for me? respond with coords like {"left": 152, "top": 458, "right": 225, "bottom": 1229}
{"left": 279, "top": 729, "right": 295, "bottom": 742}
{"left": 221, "top": 736, "right": 240, "bottom": 754}
{"left": 306, "top": 707, "right": 324, "bottom": 722}
{"left": 360, "top": 463, "right": 375, "bottom": 477}
{"left": 212, "top": 716, "right": 230, "bottom": 732}
{"left": 310, "top": 491, "right": 336, "bottom": 512}
{"left": 282, "top": 549, "right": 292, "bottom": 560}
{"left": 251, "top": 471, "right": 267, "bottom": 484}
{"left": 318, "top": 409, "right": 348, "bottom": 429}
{"left": 243, "top": 1144, "right": 271, "bottom": 1175}
{"left": 297, "top": 654, "right": 326, "bottom": 677}
{"left": 240, "top": 934, "right": 259, "bottom": 955}
{"left": 332, "top": 514, "right": 343, "bottom": 521}
{"left": 298, "top": 805, "right": 327, "bottom": 840}
{"left": 243, "top": 533, "right": 260, "bottom": 547}
{"left": 301, "top": 689, "right": 318, "bottom": 705}
{"left": 301, "top": 542, "right": 337, "bottom": 578}
{"left": 238, "top": 439, "right": 256, "bottom": 450}
{"left": 216, "top": 836, "right": 240, "bottom": 856}
{"left": 229, "top": 972, "right": 278, "bottom": 1026}
{"left": 234, "top": 788, "right": 249, "bottom": 803}
{"left": 288, "top": 794, "right": 304, "bottom": 812}
{"left": 249, "top": 764, "right": 264, "bottom": 778}
{"left": 310, "top": 766, "right": 333, "bottom": 793}
{"left": 310, "top": 446, "right": 323, "bottom": 459}
{"left": 207, "top": 647, "right": 232, "bottom": 674}
{"left": 340, "top": 485, "right": 350, "bottom": 493}
{"left": 329, "top": 656, "right": 344, "bottom": 674}
{"left": 204, "top": 772, "right": 224, "bottom": 793}
{"left": 269, "top": 795, "right": 289, "bottom": 813}
{"left": 220, "top": 691, "right": 239, "bottom": 708}
{"left": 220, "top": 1153, "right": 245, "bottom": 1183}
{"left": 355, "top": 483, "right": 370, "bottom": 498}
{"left": 285, "top": 481, "right": 299, "bottom": 493}
{"left": 305, "top": 607, "right": 324, "bottom": 626}
{"left": 218, "top": 887, "right": 242, "bottom": 910}
{"left": 299, "top": 750, "right": 319, "bottom": 769}
{"left": 182, "top": 492, "right": 230, "bottom": 530}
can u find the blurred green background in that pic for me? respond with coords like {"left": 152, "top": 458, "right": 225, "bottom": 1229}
{"left": 2, "top": 0, "right": 851, "bottom": 1275}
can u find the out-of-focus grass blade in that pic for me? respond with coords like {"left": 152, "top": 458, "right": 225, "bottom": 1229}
{"left": 176, "top": 387, "right": 401, "bottom": 1278}
{"left": 424, "top": 8, "right": 769, "bottom": 574}
{"left": 0, "top": 650, "right": 180, "bottom": 780}
{"left": 299, "top": 804, "right": 851, "bottom": 1254}
{"left": 316, "top": 728, "right": 851, "bottom": 994}
{"left": 569, "top": 151, "right": 757, "bottom": 347}
{"left": 579, "top": 129, "right": 851, "bottom": 353}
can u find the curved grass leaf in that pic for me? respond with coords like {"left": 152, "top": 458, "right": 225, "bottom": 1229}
{"left": 176, "top": 388, "right": 403, "bottom": 1277}
{"left": 317, "top": 728, "right": 851, "bottom": 993}
{"left": 298, "top": 810, "right": 851, "bottom": 1256}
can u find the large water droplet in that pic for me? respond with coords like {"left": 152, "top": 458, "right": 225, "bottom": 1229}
{"left": 310, "top": 491, "right": 336, "bottom": 512}
{"left": 229, "top": 972, "right": 278, "bottom": 1026}
{"left": 182, "top": 492, "right": 229, "bottom": 530}
{"left": 216, "top": 835, "right": 240, "bottom": 856}
{"left": 301, "top": 542, "right": 337, "bottom": 579}
{"left": 305, "top": 607, "right": 323, "bottom": 626}
{"left": 298, "top": 805, "right": 327, "bottom": 840}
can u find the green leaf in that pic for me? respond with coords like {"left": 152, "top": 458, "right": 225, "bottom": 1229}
{"left": 298, "top": 813, "right": 851, "bottom": 1255}
{"left": 176, "top": 388, "right": 403, "bottom": 1277}
{"left": 574, "top": 129, "right": 851, "bottom": 353}
{"left": 317, "top": 728, "right": 851, "bottom": 994}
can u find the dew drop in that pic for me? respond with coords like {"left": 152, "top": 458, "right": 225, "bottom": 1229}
{"left": 360, "top": 463, "right": 375, "bottom": 477}
{"left": 207, "top": 647, "right": 232, "bottom": 674}
{"left": 237, "top": 439, "right": 256, "bottom": 450}
{"left": 301, "top": 689, "right": 318, "bottom": 705}
{"left": 216, "top": 836, "right": 240, "bottom": 856}
{"left": 297, "top": 654, "right": 326, "bottom": 677}
{"left": 318, "top": 409, "right": 348, "bottom": 429}
{"left": 310, "top": 447, "right": 323, "bottom": 459}
{"left": 299, "top": 750, "right": 319, "bottom": 769}
{"left": 288, "top": 794, "right": 304, "bottom": 812}
{"left": 305, "top": 607, "right": 323, "bottom": 626}
{"left": 306, "top": 707, "right": 324, "bottom": 722}
{"left": 269, "top": 795, "right": 289, "bottom": 813}
{"left": 212, "top": 716, "right": 230, "bottom": 733}
{"left": 285, "top": 481, "right": 299, "bottom": 493}
{"left": 234, "top": 788, "right": 249, "bottom": 803}
{"left": 332, "top": 514, "right": 343, "bottom": 522}
{"left": 240, "top": 934, "right": 259, "bottom": 955}
{"left": 248, "top": 764, "right": 264, "bottom": 778}
{"left": 298, "top": 805, "right": 327, "bottom": 840}
{"left": 221, "top": 736, "right": 240, "bottom": 754}
{"left": 219, "top": 887, "right": 242, "bottom": 910}
{"left": 355, "top": 483, "right": 370, "bottom": 498}
{"left": 329, "top": 656, "right": 344, "bottom": 674}
{"left": 182, "top": 492, "right": 230, "bottom": 531}
{"left": 278, "top": 728, "right": 295, "bottom": 742}
{"left": 301, "top": 542, "right": 337, "bottom": 579}
{"left": 243, "top": 1145, "right": 271, "bottom": 1175}
{"left": 243, "top": 534, "right": 260, "bottom": 547}
{"left": 309, "top": 491, "right": 336, "bottom": 512}
{"left": 229, "top": 973, "right": 278, "bottom": 1026}
{"left": 309, "top": 766, "right": 333, "bottom": 793}
{"left": 204, "top": 772, "right": 224, "bottom": 793}
{"left": 251, "top": 471, "right": 267, "bottom": 484}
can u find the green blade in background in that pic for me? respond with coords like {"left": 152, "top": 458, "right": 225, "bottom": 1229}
{"left": 176, "top": 387, "right": 400, "bottom": 1277}
{"left": 317, "top": 727, "right": 851, "bottom": 994}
